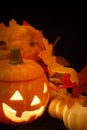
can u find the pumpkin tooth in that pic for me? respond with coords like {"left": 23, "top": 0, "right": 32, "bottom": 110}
{"left": 16, "top": 111, "right": 22, "bottom": 117}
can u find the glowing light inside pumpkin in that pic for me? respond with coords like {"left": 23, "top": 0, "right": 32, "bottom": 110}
{"left": 8, "top": 105, "right": 16, "bottom": 114}
{"left": 30, "top": 95, "right": 40, "bottom": 106}
{"left": 10, "top": 90, "right": 23, "bottom": 101}
{"left": 2, "top": 103, "right": 45, "bottom": 122}
{"left": 43, "top": 83, "right": 48, "bottom": 93}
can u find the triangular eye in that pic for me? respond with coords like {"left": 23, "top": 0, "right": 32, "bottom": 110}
{"left": 10, "top": 90, "right": 23, "bottom": 101}
{"left": 30, "top": 95, "right": 41, "bottom": 106}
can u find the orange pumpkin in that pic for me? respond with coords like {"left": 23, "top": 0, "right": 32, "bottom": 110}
{"left": 0, "top": 48, "right": 49, "bottom": 124}
{"left": 0, "top": 41, "right": 10, "bottom": 60}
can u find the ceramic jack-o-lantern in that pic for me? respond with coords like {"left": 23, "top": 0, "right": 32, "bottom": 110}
{"left": 0, "top": 48, "right": 49, "bottom": 124}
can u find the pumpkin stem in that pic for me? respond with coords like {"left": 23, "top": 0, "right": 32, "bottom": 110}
{"left": 9, "top": 48, "right": 23, "bottom": 65}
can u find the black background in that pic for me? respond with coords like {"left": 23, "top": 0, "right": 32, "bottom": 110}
{"left": 0, "top": 4, "right": 87, "bottom": 72}
{"left": 0, "top": 4, "right": 87, "bottom": 130}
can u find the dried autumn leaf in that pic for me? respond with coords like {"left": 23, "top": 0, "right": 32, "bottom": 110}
{"left": 78, "top": 65, "right": 87, "bottom": 94}
{"left": 0, "top": 19, "right": 18, "bottom": 43}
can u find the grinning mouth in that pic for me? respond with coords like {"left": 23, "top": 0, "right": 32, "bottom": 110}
{"left": 2, "top": 103, "right": 44, "bottom": 123}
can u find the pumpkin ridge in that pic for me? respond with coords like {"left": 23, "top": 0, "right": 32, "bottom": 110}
{"left": 0, "top": 73, "right": 45, "bottom": 82}
{"left": 0, "top": 58, "right": 46, "bottom": 81}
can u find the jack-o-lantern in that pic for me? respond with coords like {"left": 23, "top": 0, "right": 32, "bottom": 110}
{"left": 0, "top": 48, "right": 49, "bottom": 124}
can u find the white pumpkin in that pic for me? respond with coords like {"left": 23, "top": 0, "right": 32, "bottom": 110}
{"left": 63, "top": 102, "right": 87, "bottom": 130}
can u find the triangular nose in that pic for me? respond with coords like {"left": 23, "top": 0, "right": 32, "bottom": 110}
{"left": 10, "top": 90, "right": 23, "bottom": 100}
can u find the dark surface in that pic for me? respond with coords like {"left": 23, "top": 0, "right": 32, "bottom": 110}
{"left": 0, "top": 4, "right": 86, "bottom": 130}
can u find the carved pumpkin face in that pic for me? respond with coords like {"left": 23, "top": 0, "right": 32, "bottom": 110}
{"left": 0, "top": 48, "right": 49, "bottom": 124}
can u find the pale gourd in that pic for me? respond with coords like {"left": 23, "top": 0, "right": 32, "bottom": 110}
{"left": 48, "top": 95, "right": 66, "bottom": 120}
{"left": 48, "top": 93, "right": 85, "bottom": 120}
{"left": 63, "top": 102, "right": 87, "bottom": 130}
